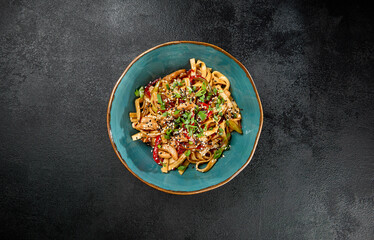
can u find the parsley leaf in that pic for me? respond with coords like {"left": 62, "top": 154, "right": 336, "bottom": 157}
{"left": 185, "top": 150, "right": 191, "bottom": 157}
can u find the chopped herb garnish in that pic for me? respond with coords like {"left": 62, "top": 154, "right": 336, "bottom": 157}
{"left": 166, "top": 84, "right": 170, "bottom": 90}
{"left": 164, "top": 128, "right": 172, "bottom": 139}
{"left": 213, "top": 115, "right": 219, "bottom": 121}
{"left": 138, "top": 87, "right": 144, "bottom": 98}
{"left": 213, "top": 148, "right": 223, "bottom": 159}
{"left": 218, "top": 112, "right": 223, "bottom": 116}
{"left": 157, "top": 93, "right": 166, "bottom": 109}
{"left": 213, "top": 88, "right": 218, "bottom": 94}
{"left": 175, "top": 92, "right": 181, "bottom": 98}
{"left": 187, "top": 86, "right": 193, "bottom": 94}
{"left": 184, "top": 112, "right": 190, "bottom": 119}
{"left": 188, "top": 127, "right": 193, "bottom": 136}
{"left": 162, "top": 112, "right": 168, "bottom": 117}
{"left": 202, "top": 81, "right": 207, "bottom": 91}
{"left": 185, "top": 150, "right": 191, "bottom": 156}
{"left": 175, "top": 117, "right": 181, "bottom": 123}
{"left": 178, "top": 165, "right": 187, "bottom": 171}
{"left": 157, "top": 94, "right": 163, "bottom": 104}
{"left": 135, "top": 89, "right": 140, "bottom": 97}
{"left": 181, "top": 118, "right": 188, "bottom": 124}
{"left": 197, "top": 111, "right": 207, "bottom": 121}
{"left": 206, "top": 92, "right": 212, "bottom": 101}
{"left": 217, "top": 96, "right": 223, "bottom": 105}
{"left": 195, "top": 88, "right": 206, "bottom": 97}
{"left": 174, "top": 109, "right": 181, "bottom": 115}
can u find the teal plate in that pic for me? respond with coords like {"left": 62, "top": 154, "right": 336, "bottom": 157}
{"left": 107, "top": 41, "right": 263, "bottom": 195}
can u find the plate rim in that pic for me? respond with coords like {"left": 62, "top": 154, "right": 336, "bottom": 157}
{"left": 107, "top": 41, "right": 264, "bottom": 195}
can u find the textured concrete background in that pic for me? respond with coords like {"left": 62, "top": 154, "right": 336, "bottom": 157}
{"left": 1, "top": 0, "right": 373, "bottom": 239}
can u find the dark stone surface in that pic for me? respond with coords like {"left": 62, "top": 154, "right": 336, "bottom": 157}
{"left": 1, "top": 0, "right": 373, "bottom": 239}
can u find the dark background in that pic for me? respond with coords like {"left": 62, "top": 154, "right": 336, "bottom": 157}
{"left": 1, "top": 0, "right": 373, "bottom": 239}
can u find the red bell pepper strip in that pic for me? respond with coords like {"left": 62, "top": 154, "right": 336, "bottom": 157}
{"left": 152, "top": 136, "right": 162, "bottom": 165}
{"left": 206, "top": 111, "right": 213, "bottom": 119}
{"left": 200, "top": 102, "right": 209, "bottom": 108}
{"left": 144, "top": 78, "right": 161, "bottom": 98}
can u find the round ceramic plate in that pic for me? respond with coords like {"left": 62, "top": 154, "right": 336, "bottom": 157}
{"left": 107, "top": 41, "right": 263, "bottom": 195}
